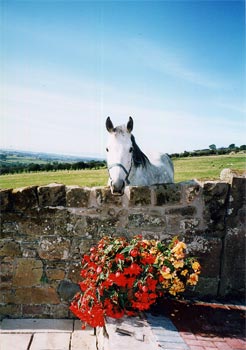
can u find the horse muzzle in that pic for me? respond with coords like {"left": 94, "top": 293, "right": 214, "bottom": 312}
{"left": 110, "top": 179, "right": 125, "bottom": 196}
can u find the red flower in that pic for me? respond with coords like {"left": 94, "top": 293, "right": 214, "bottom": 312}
{"left": 115, "top": 253, "right": 125, "bottom": 262}
{"left": 141, "top": 252, "right": 155, "bottom": 265}
{"left": 123, "top": 263, "right": 142, "bottom": 276}
{"left": 130, "top": 248, "right": 138, "bottom": 258}
{"left": 108, "top": 272, "right": 128, "bottom": 287}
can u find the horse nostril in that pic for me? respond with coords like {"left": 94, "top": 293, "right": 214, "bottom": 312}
{"left": 111, "top": 180, "right": 125, "bottom": 195}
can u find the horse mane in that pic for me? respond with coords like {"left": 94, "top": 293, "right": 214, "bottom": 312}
{"left": 131, "top": 134, "right": 150, "bottom": 168}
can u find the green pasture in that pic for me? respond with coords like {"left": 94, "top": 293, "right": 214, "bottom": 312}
{"left": 0, "top": 154, "right": 245, "bottom": 189}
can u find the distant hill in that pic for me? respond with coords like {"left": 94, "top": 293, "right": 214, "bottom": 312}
{"left": 0, "top": 149, "right": 104, "bottom": 163}
{"left": 0, "top": 149, "right": 106, "bottom": 175}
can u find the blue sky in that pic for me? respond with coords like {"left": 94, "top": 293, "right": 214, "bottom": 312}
{"left": 1, "top": 0, "right": 245, "bottom": 157}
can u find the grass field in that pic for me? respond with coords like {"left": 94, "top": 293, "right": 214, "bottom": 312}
{"left": 0, "top": 154, "right": 245, "bottom": 189}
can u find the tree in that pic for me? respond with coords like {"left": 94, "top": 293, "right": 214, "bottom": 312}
{"left": 228, "top": 144, "right": 236, "bottom": 149}
{"left": 209, "top": 144, "right": 217, "bottom": 151}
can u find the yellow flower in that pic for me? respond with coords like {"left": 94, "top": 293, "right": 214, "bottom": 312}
{"left": 169, "top": 278, "right": 185, "bottom": 296}
{"left": 161, "top": 280, "right": 170, "bottom": 289}
{"left": 187, "top": 273, "right": 199, "bottom": 286}
{"left": 181, "top": 269, "right": 188, "bottom": 276}
{"left": 171, "top": 241, "right": 186, "bottom": 259}
{"left": 192, "top": 261, "right": 201, "bottom": 272}
{"left": 160, "top": 266, "right": 172, "bottom": 279}
{"left": 150, "top": 247, "right": 158, "bottom": 255}
{"left": 173, "top": 260, "right": 184, "bottom": 269}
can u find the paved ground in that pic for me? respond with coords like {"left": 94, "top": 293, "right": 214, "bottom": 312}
{"left": 0, "top": 302, "right": 245, "bottom": 350}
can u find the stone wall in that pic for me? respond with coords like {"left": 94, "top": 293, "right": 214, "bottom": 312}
{"left": 0, "top": 176, "right": 245, "bottom": 319}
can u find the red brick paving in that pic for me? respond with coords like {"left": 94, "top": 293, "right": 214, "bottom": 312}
{"left": 180, "top": 332, "right": 246, "bottom": 350}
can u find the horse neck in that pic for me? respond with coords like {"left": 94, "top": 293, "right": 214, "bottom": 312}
{"left": 129, "top": 161, "right": 154, "bottom": 186}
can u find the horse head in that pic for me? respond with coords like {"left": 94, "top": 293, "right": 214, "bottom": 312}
{"left": 106, "top": 116, "right": 134, "bottom": 195}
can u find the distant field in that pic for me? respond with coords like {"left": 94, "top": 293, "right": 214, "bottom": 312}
{"left": 0, "top": 154, "right": 245, "bottom": 189}
{"left": 173, "top": 153, "right": 245, "bottom": 182}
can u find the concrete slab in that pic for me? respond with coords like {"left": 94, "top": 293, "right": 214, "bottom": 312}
{"left": 0, "top": 333, "right": 32, "bottom": 350}
{"left": 71, "top": 328, "right": 96, "bottom": 350}
{"left": 96, "top": 316, "right": 159, "bottom": 350}
{"left": 0, "top": 319, "right": 73, "bottom": 333}
{"left": 30, "top": 333, "right": 71, "bottom": 350}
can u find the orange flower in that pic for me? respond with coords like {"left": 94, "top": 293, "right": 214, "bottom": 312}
{"left": 188, "top": 273, "right": 199, "bottom": 285}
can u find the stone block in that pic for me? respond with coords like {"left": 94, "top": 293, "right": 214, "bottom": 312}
{"left": 179, "top": 218, "right": 200, "bottom": 235}
{"left": 18, "top": 215, "right": 52, "bottom": 236}
{"left": 22, "top": 247, "right": 37, "bottom": 258}
{"left": 71, "top": 215, "right": 99, "bottom": 238}
{"left": 13, "top": 258, "right": 43, "bottom": 287}
{"left": 181, "top": 181, "right": 202, "bottom": 203}
{"left": 11, "top": 186, "right": 38, "bottom": 211}
{"left": 165, "top": 205, "right": 197, "bottom": 217}
{"left": 219, "top": 225, "right": 246, "bottom": 296}
{"left": 152, "top": 183, "right": 182, "bottom": 206}
{"left": 203, "top": 182, "right": 230, "bottom": 233}
{"left": 57, "top": 280, "right": 80, "bottom": 302}
{"left": 128, "top": 213, "right": 165, "bottom": 228}
{"left": 49, "top": 304, "right": 70, "bottom": 318}
{"left": 227, "top": 177, "right": 246, "bottom": 218}
{"left": 0, "top": 240, "right": 21, "bottom": 258}
{"left": 30, "top": 207, "right": 69, "bottom": 236}
{"left": 0, "top": 304, "right": 22, "bottom": 320}
{"left": 67, "top": 261, "right": 81, "bottom": 283}
{"left": 15, "top": 286, "right": 60, "bottom": 304}
{"left": 93, "top": 186, "right": 123, "bottom": 206}
{"left": 68, "top": 215, "right": 88, "bottom": 236}
{"left": 98, "top": 216, "right": 120, "bottom": 235}
{"left": 66, "top": 186, "right": 91, "bottom": 207}
{"left": 128, "top": 186, "right": 151, "bottom": 206}
{"left": 0, "top": 213, "right": 19, "bottom": 238}
{"left": 220, "top": 168, "right": 246, "bottom": 184}
{"left": 0, "top": 189, "right": 12, "bottom": 211}
{"left": 193, "top": 276, "right": 219, "bottom": 296}
{"left": 38, "top": 183, "right": 66, "bottom": 207}
{"left": 1, "top": 289, "right": 16, "bottom": 303}
{"left": 38, "top": 236, "right": 71, "bottom": 260}
{"left": 46, "top": 268, "right": 65, "bottom": 281}
{"left": 187, "top": 237, "right": 222, "bottom": 278}
{"left": 22, "top": 304, "right": 50, "bottom": 318}
{"left": 0, "top": 260, "right": 14, "bottom": 287}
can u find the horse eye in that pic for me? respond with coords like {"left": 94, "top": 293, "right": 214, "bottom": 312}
{"left": 129, "top": 147, "right": 133, "bottom": 153}
{"left": 106, "top": 148, "right": 109, "bottom": 152}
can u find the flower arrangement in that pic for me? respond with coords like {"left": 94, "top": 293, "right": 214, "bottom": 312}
{"left": 70, "top": 235, "right": 200, "bottom": 329}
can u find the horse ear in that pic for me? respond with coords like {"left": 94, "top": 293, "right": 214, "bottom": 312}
{"left": 106, "top": 117, "right": 114, "bottom": 132}
{"left": 127, "top": 116, "right": 133, "bottom": 133}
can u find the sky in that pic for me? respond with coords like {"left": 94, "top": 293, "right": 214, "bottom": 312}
{"left": 1, "top": 0, "right": 245, "bottom": 158}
